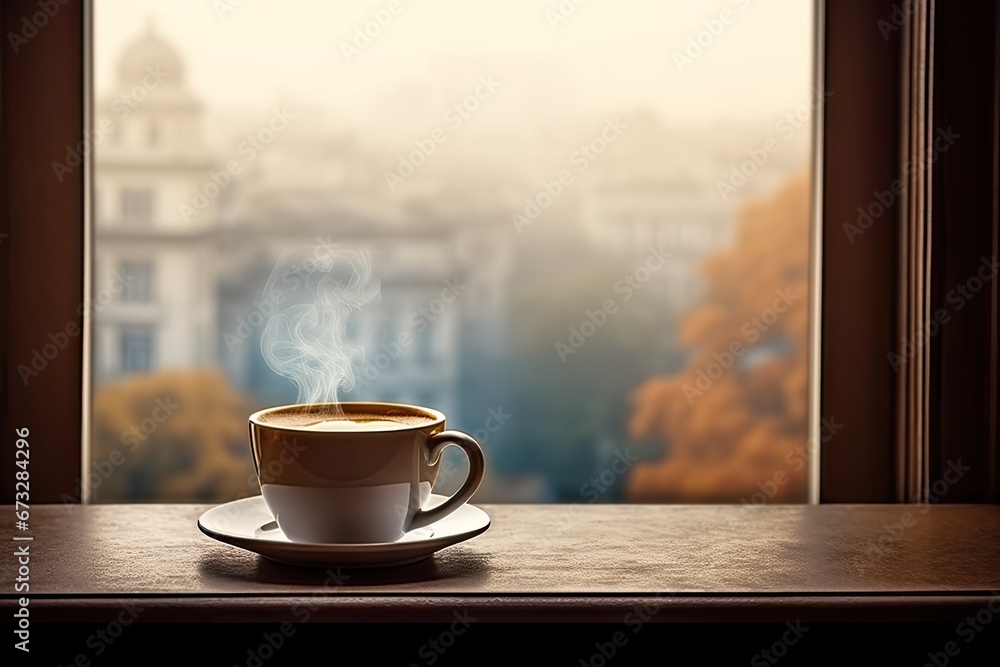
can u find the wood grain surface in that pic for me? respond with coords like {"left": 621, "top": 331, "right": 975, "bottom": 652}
{"left": 3, "top": 504, "right": 999, "bottom": 622}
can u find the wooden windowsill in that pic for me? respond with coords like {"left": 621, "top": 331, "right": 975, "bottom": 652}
{"left": 3, "top": 504, "right": 998, "bottom": 622}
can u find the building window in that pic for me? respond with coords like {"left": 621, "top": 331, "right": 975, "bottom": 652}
{"left": 120, "top": 328, "right": 154, "bottom": 374}
{"left": 121, "top": 189, "right": 153, "bottom": 224}
{"left": 121, "top": 261, "right": 153, "bottom": 303}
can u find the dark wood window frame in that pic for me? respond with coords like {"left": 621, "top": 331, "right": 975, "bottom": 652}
{"left": 820, "top": 0, "right": 999, "bottom": 503}
{"left": 2, "top": 0, "right": 997, "bottom": 505}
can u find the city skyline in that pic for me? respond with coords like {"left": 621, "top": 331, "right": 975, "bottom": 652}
{"left": 90, "top": 13, "right": 813, "bottom": 503}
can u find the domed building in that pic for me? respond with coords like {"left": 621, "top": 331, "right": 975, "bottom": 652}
{"left": 94, "top": 25, "right": 217, "bottom": 379}
{"left": 89, "top": 21, "right": 537, "bottom": 507}
{"left": 91, "top": 26, "right": 508, "bottom": 440}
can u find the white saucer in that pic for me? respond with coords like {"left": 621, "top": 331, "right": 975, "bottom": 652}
{"left": 198, "top": 494, "right": 490, "bottom": 568}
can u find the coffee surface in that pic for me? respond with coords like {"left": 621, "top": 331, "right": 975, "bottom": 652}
{"left": 259, "top": 408, "right": 435, "bottom": 429}
{"left": 299, "top": 418, "right": 420, "bottom": 431}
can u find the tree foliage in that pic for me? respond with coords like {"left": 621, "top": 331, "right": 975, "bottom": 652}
{"left": 91, "top": 369, "right": 256, "bottom": 502}
{"left": 626, "top": 176, "right": 811, "bottom": 502}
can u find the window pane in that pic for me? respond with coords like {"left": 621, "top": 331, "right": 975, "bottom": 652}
{"left": 92, "top": 1, "right": 815, "bottom": 504}
{"left": 120, "top": 327, "right": 154, "bottom": 374}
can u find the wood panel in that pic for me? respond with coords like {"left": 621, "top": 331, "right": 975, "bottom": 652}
{"left": 2, "top": 504, "right": 998, "bottom": 622}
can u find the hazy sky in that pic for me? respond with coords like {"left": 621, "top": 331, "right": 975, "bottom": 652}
{"left": 95, "top": 0, "right": 814, "bottom": 126}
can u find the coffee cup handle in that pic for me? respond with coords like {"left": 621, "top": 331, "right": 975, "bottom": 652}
{"left": 409, "top": 430, "right": 486, "bottom": 531}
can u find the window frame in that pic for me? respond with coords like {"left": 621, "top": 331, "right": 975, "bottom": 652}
{"left": 1, "top": 0, "right": 86, "bottom": 502}
{"left": 1, "top": 0, "right": 996, "bottom": 505}
{"left": 819, "top": 0, "right": 1000, "bottom": 503}
{"left": 818, "top": 0, "right": 905, "bottom": 501}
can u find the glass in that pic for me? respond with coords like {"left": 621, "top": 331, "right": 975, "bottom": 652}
{"left": 120, "top": 327, "right": 154, "bottom": 374}
{"left": 120, "top": 189, "right": 153, "bottom": 225}
{"left": 91, "top": 0, "right": 816, "bottom": 504}
{"left": 121, "top": 261, "right": 153, "bottom": 302}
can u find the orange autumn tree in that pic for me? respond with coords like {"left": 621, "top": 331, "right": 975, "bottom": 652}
{"left": 626, "top": 176, "right": 811, "bottom": 503}
{"left": 90, "top": 369, "right": 256, "bottom": 502}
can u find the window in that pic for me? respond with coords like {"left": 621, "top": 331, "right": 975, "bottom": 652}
{"left": 91, "top": 1, "right": 816, "bottom": 504}
{"left": 121, "top": 188, "right": 153, "bottom": 224}
{"left": 120, "top": 327, "right": 155, "bottom": 374}
{"left": 5, "top": 0, "right": 997, "bottom": 520}
{"left": 121, "top": 260, "right": 153, "bottom": 303}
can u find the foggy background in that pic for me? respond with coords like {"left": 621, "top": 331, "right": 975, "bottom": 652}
{"left": 90, "top": 0, "right": 814, "bottom": 504}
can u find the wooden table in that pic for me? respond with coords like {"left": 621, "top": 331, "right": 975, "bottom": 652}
{"left": 3, "top": 504, "right": 999, "bottom": 623}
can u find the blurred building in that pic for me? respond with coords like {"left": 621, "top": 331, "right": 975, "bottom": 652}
{"left": 93, "top": 28, "right": 511, "bottom": 423}
{"left": 94, "top": 27, "right": 217, "bottom": 380}
{"left": 92, "top": 25, "right": 811, "bottom": 504}
{"left": 582, "top": 179, "right": 730, "bottom": 312}
{"left": 581, "top": 113, "right": 734, "bottom": 315}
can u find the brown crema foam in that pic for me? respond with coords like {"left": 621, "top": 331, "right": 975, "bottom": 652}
{"left": 255, "top": 403, "right": 437, "bottom": 429}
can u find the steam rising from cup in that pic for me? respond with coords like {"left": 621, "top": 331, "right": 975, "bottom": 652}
{"left": 260, "top": 246, "right": 381, "bottom": 410}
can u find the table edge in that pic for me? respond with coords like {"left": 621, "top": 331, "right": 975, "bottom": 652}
{"left": 7, "top": 593, "right": 999, "bottom": 623}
